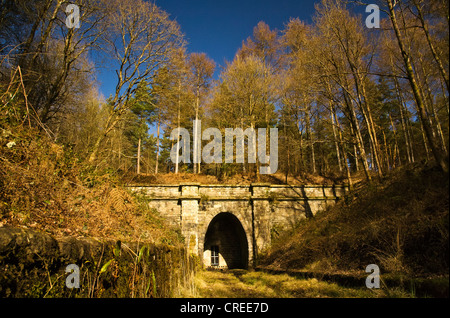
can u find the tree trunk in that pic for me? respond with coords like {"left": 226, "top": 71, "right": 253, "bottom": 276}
{"left": 306, "top": 109, "right": 316, "bottom": 174}
{"left": 361, "top": 81, "right": 383, "bottom": 177}
{"left": 413, "top": 0, "right": 449, "bottom": 94}
{"left": 241, "top": 113, "right": 246, "bottom": 174}
{"left": 330, "top": 103, "right": 343, "bottom": 172}
{"left": 175, "top": 80, "right": 182, "bottom": 174}
{"left": 417, "top": 56, "right": 448, "bottom": 155}
{"left": 343, "top": 89, "right": 371, "bottom": 181}
{"left": 193, "top": 85, "right": 201, "bottom": 174}
{"left": 387, "top": 0, "right": 448, "bottom": 173}
{"left": 389, "top": 113, "right": 401, "bottom": 168}
{"left": 339, "top": 29, "right": 383, "bottom": 177}
{"left": 336, "top": 111, "right": 353, "bottom": 190}
{"left": 284, "top": 121, "right": 290, "bottom": 183}
{"left": 137, "top": 138, "right": 141, "bottom": 175}
{"left": 155, "top": 112, "right": 161, "bottom": 174}
{"left": 393, "top": 73, "right": 414, "bottom": 163}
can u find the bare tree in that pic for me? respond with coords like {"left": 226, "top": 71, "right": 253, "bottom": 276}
{"left": 385, "top": 0, "right": 448, "bottom": 172}
{"left": 1, "top": 0, "right": 105, "bottom": 125}
{"left": 88, "top": 0, "right": 184, "bottom": 163}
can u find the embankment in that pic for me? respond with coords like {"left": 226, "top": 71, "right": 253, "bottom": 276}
{"left": 260, "top": 163, "right": 449, "bottom": 297}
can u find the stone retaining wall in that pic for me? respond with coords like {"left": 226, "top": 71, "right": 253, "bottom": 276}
{"left": 0, "top": 227, "right": 197, "bottom": 298}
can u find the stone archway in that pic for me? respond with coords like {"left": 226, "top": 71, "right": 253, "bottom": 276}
{"left": 203, "top": 212, "right": 249, "bottom": 269}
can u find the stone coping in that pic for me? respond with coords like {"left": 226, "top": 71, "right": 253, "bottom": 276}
{"left": 133, "top": 196, "right": 341, "bottom": 201}
{"left": 126, "top": 183, "right": 349, "bottom": 188}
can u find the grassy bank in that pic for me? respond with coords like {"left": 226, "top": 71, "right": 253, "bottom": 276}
{"left": 0, "top": 119, "right": 201, "bottom": 298}
{"left": 0, "top": 123, "right": 182, "bottom": 245}
{"left": 185, "top": 269, "right": 413, "bottom": 298}
{"left": 261, "top": 163, "right": 449, "bottom": 287}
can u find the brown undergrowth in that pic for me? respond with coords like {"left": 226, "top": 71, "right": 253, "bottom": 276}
{"left": 0, "top": 122, "right": 182, "bottom": 245}
{"left": 261, "top": 162, "right": 449, "bottom": 278}
{"left": 124, "top": 170, "right": 348, "bottom": 186}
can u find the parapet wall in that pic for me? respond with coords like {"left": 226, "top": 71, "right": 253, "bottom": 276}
{"left": 129, "top": 184, "right": 347, "bottom": 224}
{"left": 0, "top": 227, "right": 197, "bottom": 297}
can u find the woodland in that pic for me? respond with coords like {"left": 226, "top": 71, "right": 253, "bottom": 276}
{"left": 1, "top": 0, "right": 448, "bottom": 186}
{"left": 0, "top": 0, "right": 448, "bottom": 299}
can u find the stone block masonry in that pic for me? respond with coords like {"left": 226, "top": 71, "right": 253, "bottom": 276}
{"left": 0, "top": 227, "right": 198, "bottom": 297}
{"left": 129, "top": 183, "right": 348, "bottom": 269}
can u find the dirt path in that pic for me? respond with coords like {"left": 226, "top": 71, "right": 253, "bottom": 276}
{"left": 186, "top": 269, "right": 411, "bottom": 298}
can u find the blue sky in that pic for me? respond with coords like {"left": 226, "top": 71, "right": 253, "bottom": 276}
{"left": 96, "top": 0, "right": 319, "bottom": 98}
{"left": 157, "top": 0, "right": 317, "bottom": 68}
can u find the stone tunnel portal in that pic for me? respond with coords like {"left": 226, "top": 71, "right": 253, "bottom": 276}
{"left": 203, "top": 212, "right": 249, "bottom": 269}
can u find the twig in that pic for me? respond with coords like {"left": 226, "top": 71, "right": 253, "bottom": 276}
{"left": 16, "top": 66, "right": 31, "bottom": 128}
{"left": 14, "top": 66, "right": 55, "bottom": 139}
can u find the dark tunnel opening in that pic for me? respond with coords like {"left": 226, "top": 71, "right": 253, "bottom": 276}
{"left": 203, "top": 213, "right": 249, "bottom": 269}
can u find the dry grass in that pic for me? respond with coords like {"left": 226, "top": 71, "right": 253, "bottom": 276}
{"left": 0, "top": 123, "right": 181, "bottom": 245}
{"left": 262, "top": 163, "right": 449, "bottom": 277}
{"left": 185, "top": 270, "right": 412, "bottom": 298}
{"left": 123, "top": 171, "right": 346, "bottom": 186}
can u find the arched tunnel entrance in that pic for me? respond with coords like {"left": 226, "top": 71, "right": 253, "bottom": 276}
{"left": 203, "top": 213, "right": 249, "bottom": 269}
